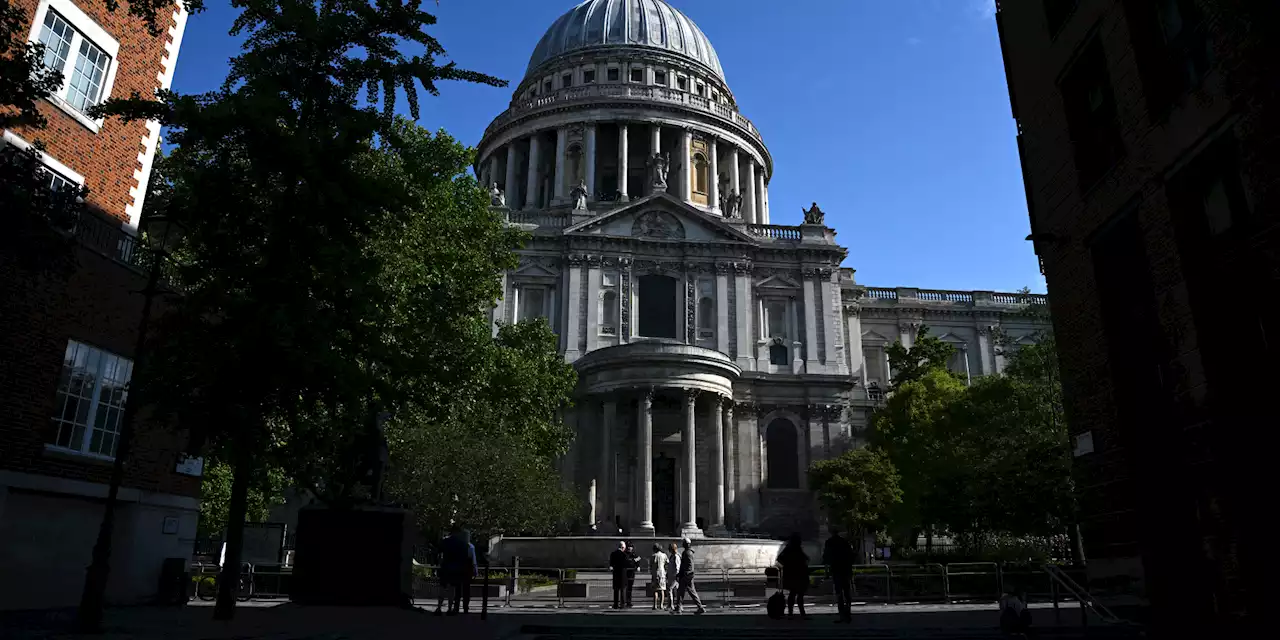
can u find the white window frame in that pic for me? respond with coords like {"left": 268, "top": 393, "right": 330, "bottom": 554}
{"left": 27, "top": 0, "right": 121, "bottom": 133}
{"left": 515, "top": 283, "right": 553, "bottom": 324}
{"left": 48, "top": 339, "right": 133, "bottom": 461}
{"left": 2, "top": 129, "right": 86, "bottom": 189}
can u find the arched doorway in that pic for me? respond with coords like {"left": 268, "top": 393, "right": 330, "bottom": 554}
{"left": 766, "top": 419, "right": 800, "bottom": 489}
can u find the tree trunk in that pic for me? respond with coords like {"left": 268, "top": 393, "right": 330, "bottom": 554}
{"left": 214, "top": 445, "right": 252, "bottom": 620}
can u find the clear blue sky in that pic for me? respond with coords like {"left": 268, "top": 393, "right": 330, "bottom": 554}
{"left": 170, "top": 0, "right": 1044, "bottom": 294}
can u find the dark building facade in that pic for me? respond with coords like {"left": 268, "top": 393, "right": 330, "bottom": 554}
{"left": 995, "top": 0, "right": 1274, "bottom": 633}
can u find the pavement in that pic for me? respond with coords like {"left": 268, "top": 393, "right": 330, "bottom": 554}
{"left": 1, "top": 601, "right": 1145, "bottom": 640}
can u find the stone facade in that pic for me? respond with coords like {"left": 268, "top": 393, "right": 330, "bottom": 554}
{"left": 481, "top": 1, "right": 1051, "bottom": 540}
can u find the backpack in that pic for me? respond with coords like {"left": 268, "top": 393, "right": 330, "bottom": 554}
{"left": 767, "top": 590, "right": 786, "bottom": 619}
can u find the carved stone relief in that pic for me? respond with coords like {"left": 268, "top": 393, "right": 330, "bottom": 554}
{"left": 632, "top": 211, "right": 686, "bottom": 240}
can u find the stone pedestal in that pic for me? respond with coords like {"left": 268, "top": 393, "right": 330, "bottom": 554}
{"left": 290, "top": 506, "right": 414, "bottom": 606}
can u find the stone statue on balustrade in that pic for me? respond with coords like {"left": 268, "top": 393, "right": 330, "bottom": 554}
{"left": 802, "top": 202, "right": 825, "bottom": 225}
{"left": 571, "top": 180, "right": 589, "bottom": 211}
{"left": 722, "top": 190, "right": 743, "bottom": 219}
{"left": 647, "top": 151, "right": 670, "bottom": 191}
{"left": 490, "top": 182, "right": 506, "bottom": 207}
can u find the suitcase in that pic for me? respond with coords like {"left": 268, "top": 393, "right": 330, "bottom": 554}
{"left": 767, "top": 590, "right": 786, "bottom": 619}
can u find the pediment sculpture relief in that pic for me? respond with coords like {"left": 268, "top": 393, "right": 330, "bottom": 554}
{"left": 632, "top": 210, "right": 686, "bottom": 240}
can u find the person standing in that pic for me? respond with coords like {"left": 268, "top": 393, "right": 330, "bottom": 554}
{"left": 650, "top": 543, "right": 669, "bottom": 610}
{"left": 824, "top": 527, "right": 856, "bottom": 623}
{"left": 777, "top": 533, "right": 810, "bottom": 619}
{"left": 665, "top": 541, "right": 681, "bottom": 610}
{"left": 440, "top": 526, "right": 477, "bottom": 615}
{"left": 609, "top": 541, "right": 629, "bottom": 609}
{"left": 673, "top": 538, "right": 706, "bottom": 615}
{"left": 623, "top": 543, "right": 641, "bottom": 608}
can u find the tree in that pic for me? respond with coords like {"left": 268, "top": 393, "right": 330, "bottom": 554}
{"left": 885, "top": 326, "right": 958, "bottom": 390}
{"left": 92, "top": 0, "right": 507, "bottom": 620}
{"left": 809, "top": 448, "right": 902, "bottom": 539}
{"left": 197, "top": 460, "right": 287, "bottom": 537}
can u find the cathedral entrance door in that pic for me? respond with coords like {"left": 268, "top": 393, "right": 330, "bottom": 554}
{"left": 652, "top": 453, "right": 677, "bottom": 536}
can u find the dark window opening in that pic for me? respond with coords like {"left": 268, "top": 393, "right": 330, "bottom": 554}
{"left": 630, "top": 68, "right": 644, "bottom": 83}
{"left": 562, "top": 73, "right": 572, "bottom": 88}
{"left": 607, "top": 67, "right": 620, "bottom": 82}
{"left": 766, "top": 420, "right": 799, "bottom": 489}
{"left": 1124, "top": 0, "right": 1212, "bottom": 116}
{"left": 637, "top": 274, "right": 678, "bottom": 339}
{"left": 677, "top": 77, "right": 688, "bottom": 91}
{"left": 1060, "top": 38, "right": 1125, "bottom": 190}
{"left": 543, "top": 80, "right": 552, "bottom": 94}
{"left": 654, "top": 70, "right": 667, "bottom": 86}
{"left": 583, "top": 69, "right": 595, "bottom": 84}
{"left": 769, "top": 343, "right": 789, "bottom": 366}
{"left": 1044, "top": 0, "right": 1079, "bottom": 36}
{"left": 1167, "top": 134, "right": 1252, "bottom": 266}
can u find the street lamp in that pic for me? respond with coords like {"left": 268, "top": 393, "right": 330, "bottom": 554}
{"left": 76, "top": 214, "right": 185, "bottom": 632}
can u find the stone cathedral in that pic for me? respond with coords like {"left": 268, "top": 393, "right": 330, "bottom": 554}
{"left": 478, "top": 0, "right": 1050, "bottom": 541}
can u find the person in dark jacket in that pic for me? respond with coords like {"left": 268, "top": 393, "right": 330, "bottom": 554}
{"left": 824, "top": 527, "right": 856, "bottom": 623}
{"left": 608, "top": 541, "right": 629, "bottom": 609}
{"left": 776, "top": 533, "right": 810, "bottom": 619}
{"left": 439, "top": 527, "right": 478, "bottom": 615}
{"left": 623, "top": 543, "right": 641, "bottom": 607}
{"left": 672, "top": 537, "right": 705, "bottom": 614}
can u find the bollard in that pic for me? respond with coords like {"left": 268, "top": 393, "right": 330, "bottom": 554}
{"left": 482, "top": 559, "right": 490, "bottom": 620}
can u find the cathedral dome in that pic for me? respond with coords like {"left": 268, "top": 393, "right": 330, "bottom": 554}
{"left": 526, "top": 0, "right": 724, "bottom": 83}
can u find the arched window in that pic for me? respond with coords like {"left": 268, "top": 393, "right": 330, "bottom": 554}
{"left": 693, "top": 153, "right": 709, "bottom": 194}
{"left": 602, "top": 290, "right": 618, "bottom": 334}
{"left": 697, "top": 296, "right": 714, "bottom": 335}
{"left": 765, "top": 419, "right": 799, "bottom": 489}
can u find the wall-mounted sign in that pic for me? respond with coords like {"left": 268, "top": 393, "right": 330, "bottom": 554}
{"left": 162, "top": 516, "right": 179, "bottom": 535}
{"left": 1073, "top": 431, "right": 1095, "bottom": 457}
{"left": 175, "top": 454, "right": 205, "bottom": 477}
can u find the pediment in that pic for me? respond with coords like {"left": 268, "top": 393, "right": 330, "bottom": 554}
{"left": 563, "top": 192, "right": 754, "bottom": 243}
{"left": 862, "top": 330, "right": 892, "bottom": 345}
{"left": 935, "top": 332, "right": 967, "bottom": 344}
{"left": 755, "top": 274, "right": 802, "bottom": 290}
{"left": 514, "top": 263, "right": 558, "bottom": 278}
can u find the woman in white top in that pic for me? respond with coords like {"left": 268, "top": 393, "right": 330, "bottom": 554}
{"left": 650, "top": 544, "right": 669, "bottom": 610}
{"left": 665, "top": 541, "right": 681, "bottom": 610}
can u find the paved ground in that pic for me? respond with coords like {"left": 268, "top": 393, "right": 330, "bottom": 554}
{"left": 2, "top": 600, "right": 1144, "bottom": 640}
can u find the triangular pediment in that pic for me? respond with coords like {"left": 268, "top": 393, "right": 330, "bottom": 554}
{"left": 755, "top": 274, "right": 802, "bottom": 290}
{"left": 862, "top": 330, "right": 891, "bottom": 345}
{"left": 563, "top": 192, "right": 755, "bottom": 243}
{"left": 514, "top": 263, "right": 558, "bottom": 278}
{"left": 935, "top": 332, "right": 966, "bottom": 344}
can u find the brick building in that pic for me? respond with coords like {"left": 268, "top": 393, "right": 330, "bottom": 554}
{"left": 995, "top": 0, "right": 1274, "bottom": 632}
{"left": 0, "top": 0, "right": 198, "bottom": 610}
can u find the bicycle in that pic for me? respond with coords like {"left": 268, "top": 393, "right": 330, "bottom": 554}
{"left": 190, "top": 562, "right": 255, "bottom": 602}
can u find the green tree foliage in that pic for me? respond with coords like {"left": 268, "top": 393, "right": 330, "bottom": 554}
{"left": 91, "top": 0, "right": 512, "bottom": 619}
{"left": 885, "top": 326, "right": 958, "bottom": 390}
{"left": 809, "top": 447, "right": 902, "bottom": 534}
{"left": 197, "top": 460, "right": 287, "bottom": 537}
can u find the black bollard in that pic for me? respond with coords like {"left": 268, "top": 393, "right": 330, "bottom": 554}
{"left": 481, "top": 559, "right": 490, "bottom": 620}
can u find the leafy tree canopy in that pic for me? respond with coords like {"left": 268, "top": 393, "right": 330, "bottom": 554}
{"left": 809, "top": 447, "right": 903, "bottom": 534}
{"left": 886, "top": 326, "right": 958, "bottom": 390}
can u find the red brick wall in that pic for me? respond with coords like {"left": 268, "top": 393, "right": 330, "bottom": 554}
{"left": 0, "top": 230, "right": 200, "bottom": 499}
{"left": 6, "top": 0, "right": 180, "bottom": 223}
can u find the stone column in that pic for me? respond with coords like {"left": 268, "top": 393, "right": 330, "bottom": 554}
{"left": 744, "top": 161, "right": 757, "bottom": 224}
{"left": 680, "top": 128, "right": 693, "bottom": 204}
{"left": 789, "top": 296, "right": 803, "bottom": 373}
{"left": 977, "top": 325, "right": 996, "bottom": 375}
{"left": 708, "top": 137, "right": 720, "bottom": 213}
{"left": 504, "top": 143, "right": 519, "bottom": 209}
{"left": 723, "top": 402, "right": 736, "bottom": 527}
{"left": 820, "top": 269, "right": 839, "bottom": 373}
{"left": 756, "top": 171, "right": 767, "bottom": 225}
{"left": 803, "top": 271, "right": 820, "bottom": 372}
{"left": 586, "top": 256, "right": 602, "bottom": 352}
{"left": 487, "top": 154, "right": 499, "bottom": 190}
{"left": 637, "top": 389, "right": 655, "bottom": 534}
{"left": 729, "top": 147, "right": 741, "bottom": 212}
{"left": 554, "top": 127, "right": 568, "bottom": 202}
{"left": 709, "top": 395, "right": 726, "bottom": 534}
{"left": 715, "top": 264, "right": 730, "bottom": 355}
{"left": 762, "top": 180, "right": 771, "bottom": 224}
{"left": 617, "top": 123, "right": 629, "bottom": 201}
{"left": 846, "top": 306, "right": 865, "bottom": 384}
{"left": 526, "top": 133, "right": 542, "bottom": 210}
{"left": 962, "top": 346, "right": 972, "bottom": 385}
{"left": 734, "top": 263, "right": 753, "bottom": 371}
{"left": 563, "top": 255, "right": 584, "bottom": 362}
{"left": 649, "top": 123, "right": 661, "bottom": 196}
{"left": 681, "top": 389, "right": 701, "bottom": 536}
{"left": 601, "top": 398, "right": 617, "bottom": 530}
{"left": 585, "top": 124, "right": 597, "bottom": 200}
{"left": 585, "top": 401, "right": 598, "bottom": 529}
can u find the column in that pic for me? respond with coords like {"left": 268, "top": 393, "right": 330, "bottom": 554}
{"left": 680, "top": 128, "right": 693, "bottom": 204}
{"left": 649, "top": 124, "right": 661, "bottom": 196}
{"left": 601, "top": 399, "right": 616, "bottom": 529}
{"left": 585, "top": 402, "right": 598, "bottom": 529}
{"left": 962, "top": 346, "right": 973, "bottom": 385}
{"left": 723, "top": 403, "right": 736, "bottom": 528}
{"left": 820, "top": 270, "right": 839, "bottom": 373}
{"left": 487, "top": 155, "right": 498, "bottom": 189}
{"left": 637, "top": 389, "right": 655, "bottom": 534}
{"left": 789, "top": 296, "right": 803, "bottom": 373}
{"left": 734, "top": 264, "right": 754, "bottom": 371}
{"left": 504, "top": 143, "right": 519, "bottom": 209}
{"left": 554, "top": 127, "right": 568, "bottom": 202}
{"left": 563, "top": 256, "right": 584, "bottom": 361}
{"left": 526, "top": 133, "right": 542, "bottom": 210}
{"left": 709, "top": 396, "right": 726, "bottom": 534}
{"left": 762, "top": 180, "right": 771, "bottom": 224}
{"left": 803, "top": 273, "right": 820, "bottom": 372}
{"left": 586, "top": 257, "right": 601, "bottom": 352}
{"left": 744, "top": 161, "right": 757, "bottom": 223}
{"left": 977, "top": 326, "right": 996, "bottom": 375}
{"left": 708, "top": 138, "right": 720, "bottom": 213}
{"left": 715, "top": 265, "right": 730, "bottom": 355}
{"left": 681, "top": 389, "right": 701, "bottom": 536}
{"left": 729, "top": 147, "right": 741, "bottom": 212}
{"left": 585, "top": 124, "right": 597, "bottom": 200}
{"left": 846, "top": 306, "right": 865, "bottom": 384}
{"left": 618, "top": 123, "right": 630, "bottom": 201}
{"left": 756, "top": 171, "right": 767, "bottom": 226}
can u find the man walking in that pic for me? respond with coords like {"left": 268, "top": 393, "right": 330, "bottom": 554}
{"left": 609, "top": 541, "right": 629, "bottom": 609}
{"left": 672, "top": 537, "right": 706, "bottom": 615}
{"left": 824, "top": 527, "right": 856, "bottom": 623}
{"left": 623, "top": 543, "right": 641, "bottom": 608}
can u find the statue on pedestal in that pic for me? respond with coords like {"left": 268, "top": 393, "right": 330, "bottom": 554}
{"left": 490, "top": 182, "right": 506, "bottom": 207}
{"left": 647, "top": 152, "right": 670, "bottom": 191}
{"left": 571, "top": 180, "right": 589, "bottom": 211}
{"left": 803, "top": 202, "right": 825, "bottom": 225}
{"left": 723, "top": 190, "right": 743, "bottom": 219}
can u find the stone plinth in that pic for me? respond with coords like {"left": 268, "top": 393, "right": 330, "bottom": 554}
{"left": 290, "top": 506, "right": 414, "bottom": 606}
{"left": 487, "top": 536, "right": 783, "bottom": 570}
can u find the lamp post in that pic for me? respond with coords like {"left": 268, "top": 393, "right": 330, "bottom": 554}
{"left": 76, "top": 215, "right": 184, "bottom": 632}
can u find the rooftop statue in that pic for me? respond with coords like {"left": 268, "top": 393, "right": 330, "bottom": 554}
{"left": 648, "top": 152, "right": 670, "bottom": 191}
{"left": 803, "top": 202, "right": 825, "bottom": 225}
{"left": 490, "top": 182, "right": 506, "bottom": 207}
{"left": 571, "top": 180, "right": 590, "bottom": 211}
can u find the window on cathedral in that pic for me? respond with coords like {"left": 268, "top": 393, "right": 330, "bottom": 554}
{"left": 692, "top": 153, "right": 709, "bottom": 195}
{"left": 765, "top": 300, "right": 788, "bottom": 339}
{"left": 677, "top": 76, "right": 688, "bottom": 91}
{"left": 769, "top": 342, "right": 789, "bottom": 366}
{"left": 518, "top": 286, "right": 549, "bottom": 323}
{"left": 765, "top": 419, "right": 799, "bottom": 489}
{"left": 864, "top": 345, "right": 886, "bottom": 386}
{"left": 583, "top": 68, "right": 596, "bottom": 84}
{"left": 697, "top": 296, "right": 714, "bottom": 339}
{"left": 948, "top": 347, "right": 970, "bottom": 379}
{"left": 601, "top": 290, "right": 618, "bottom": 335}
{"left": 607, "top": 67, "right": 620, "bottom": 82}
{"left": 543, "top": 79, "right": 552, "bottom": 94}
{"left": 654, "top": 70, "right": 667, "bottom": 86}
{"left": 562, "top": 73, "right": 572, "bottom": 88}
{"left": 630, "top": 67, "right": 644, "bottom": 83}
{"left": 637, "top": 274, "right": 678, "bottom": 339}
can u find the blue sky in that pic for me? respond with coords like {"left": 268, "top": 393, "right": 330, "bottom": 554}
{"left": 171, "top": 0, "right": 1044, "bottom": 293}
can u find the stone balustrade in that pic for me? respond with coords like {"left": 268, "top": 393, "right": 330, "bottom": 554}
{"left": 745, "top": 224, "right": 802, "bottom": 241}
{"left": 860, "top": 286, "right": 1047, "bottom": 307}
